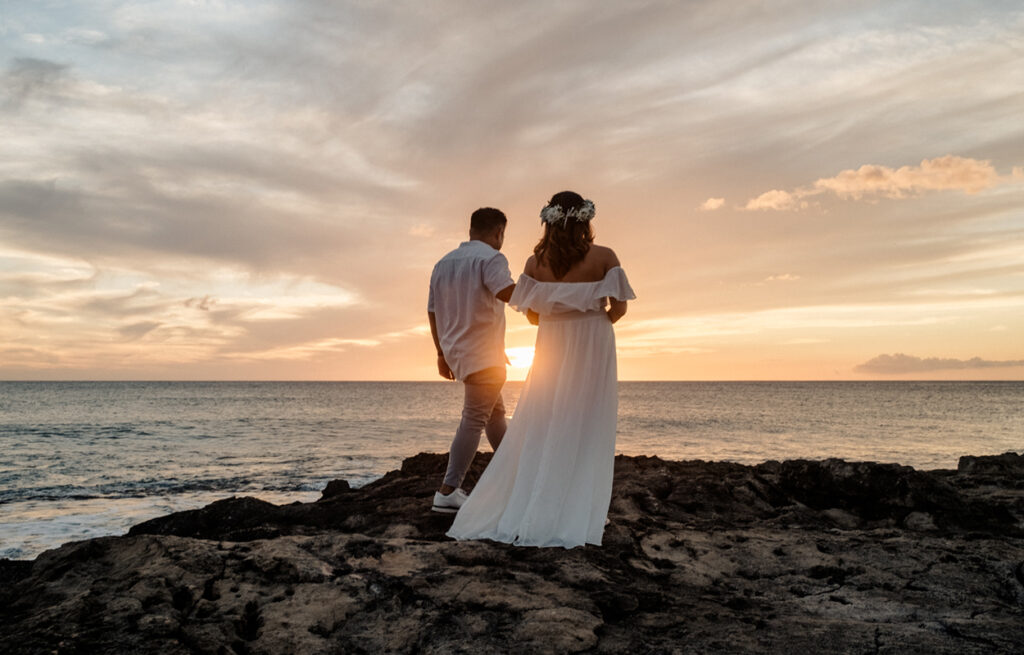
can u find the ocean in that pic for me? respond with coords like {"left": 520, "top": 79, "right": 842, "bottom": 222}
{"left": 1, "top": 381, "right": 1021, "bottom": 560}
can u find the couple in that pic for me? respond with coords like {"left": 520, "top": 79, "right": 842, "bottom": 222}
{"left": 427, "top": 190, "right": 635, "bottom": 548}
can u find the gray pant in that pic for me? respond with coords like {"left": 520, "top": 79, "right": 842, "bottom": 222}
{"left": 443, "top": 366, "right": 506, "bottom": 489}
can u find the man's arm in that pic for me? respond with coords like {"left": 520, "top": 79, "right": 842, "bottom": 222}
{"left": 428, "top": 312, "right": 455, "bottom": 380}
{"left": 495, "top": 283, "right": 515, "bottom": 303}
{"left": 523, "top": 256, "right": 539, "bottom": 324}
{"left": 484, "top": 253, "right": 515, "bottom": 304}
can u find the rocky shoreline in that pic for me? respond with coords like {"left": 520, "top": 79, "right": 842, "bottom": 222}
{"left": 2, "top": 452, "right": 1022, "bottom": 654}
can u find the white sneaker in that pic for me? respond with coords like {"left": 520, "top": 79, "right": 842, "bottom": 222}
{"left": 432, "top": 488, "right": 469, "bottom": 514}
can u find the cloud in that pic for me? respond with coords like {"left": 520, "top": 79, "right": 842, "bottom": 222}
{"left": 1, "top": 58, "right": 69, "bottom": 108}
{"left": 408, "top": 223, "right": 435, "bottom": 237}
{"left": 855, "top": 353, "right": 1024, "bottom": 375}
{"left": 743, "top": 156, "right": 1021, "bottom": 210}
{"left": 81, "top": 288, "right": 169, "bottom": 318}
{"left": 615, "top": 301, "right": 959, "bottom": 351}
{"left": 185, "top": 296, "right": 215, "bottom": 311}
{"left": 813, "top": 155, "right": 1002, "bottom": 199}
{"left": 751, "top": 273, "right": 801, "bottom": 287}
{"left": 699, "top": 197, "right": 724, "bottom": 211}
{"left": 62, "top": 27, "right": 110, "bottom": 46}
{"left": 744, "top": 189, "right": 808, "bottom": 211}
{"left": 119, "top": 321, "right": 161, "bottom": 341}
{"left": 0, "top": 347, "right": 60, "bottom": 366}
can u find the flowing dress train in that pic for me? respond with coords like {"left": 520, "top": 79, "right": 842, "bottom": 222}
{"left": 446, "top": 266, "right": 636, "bottom": 548}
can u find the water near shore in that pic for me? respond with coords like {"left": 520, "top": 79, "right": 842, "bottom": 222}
{"left": 2, "top": 381, "right": 1021, "bottom": 559}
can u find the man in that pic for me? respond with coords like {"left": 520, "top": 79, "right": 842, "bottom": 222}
{"left": 427, "top": 207, "right": 515, "bottom": 513}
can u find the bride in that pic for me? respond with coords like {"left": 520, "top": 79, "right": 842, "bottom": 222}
{"left": 446, "top": 190, "right": 635, "bottom": 548}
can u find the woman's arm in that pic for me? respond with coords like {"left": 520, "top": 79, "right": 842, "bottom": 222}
{"left": 602, "top": 247, "right": 626, "bottom": 322}
{"left": 607, "top": 299, "right": 627, "bottom": 323}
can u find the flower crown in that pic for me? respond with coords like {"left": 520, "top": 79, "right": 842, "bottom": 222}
{"left": 539, "top": 199, "right": 596, "bottom": 227}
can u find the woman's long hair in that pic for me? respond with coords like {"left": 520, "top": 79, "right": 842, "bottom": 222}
{"left": 533, "top": 191, "right": 594, "bottom": 280}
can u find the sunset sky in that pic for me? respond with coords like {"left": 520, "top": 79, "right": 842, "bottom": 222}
{"left": 2, "top": 1, "right": 1022, "bottom": 381}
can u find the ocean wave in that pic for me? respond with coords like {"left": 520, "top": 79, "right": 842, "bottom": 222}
{"left": 0, "top": 476, "right": 337, "bottom": 504}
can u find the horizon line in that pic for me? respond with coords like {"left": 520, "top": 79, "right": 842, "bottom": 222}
{"left": 2, "top": 379, "right": 1021, "bottom": 383}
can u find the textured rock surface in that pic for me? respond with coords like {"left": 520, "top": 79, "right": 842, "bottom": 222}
{"left": 1, "top": 452, "right": 1022, "bottom": 654}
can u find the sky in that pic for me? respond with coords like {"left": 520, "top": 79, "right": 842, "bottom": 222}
{"left": 1, "top": 0, "right": 1022, "bottom": 381}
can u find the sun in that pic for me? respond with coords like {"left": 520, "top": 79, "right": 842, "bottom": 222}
{"left": 506, "top": 346, "right": 535, "bottom": 371}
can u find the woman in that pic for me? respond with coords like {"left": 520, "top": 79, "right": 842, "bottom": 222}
{"left": 446, "top": 190, "right": 635, "bottom": 548}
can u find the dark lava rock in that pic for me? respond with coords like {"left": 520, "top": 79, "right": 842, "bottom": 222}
{"left": 319, "top": 479, "right": 352, "bottom": 499}
{"left": 760, "top": 458, "right": 1019, "bottom": 533}
{"left": 959, "top": 451, "right": 1024, "bottom": 476}
{"left": 2, "top": 452, "right": 1023, "bottom": 655}
{"left": 129, "top": 496, "right": 285, "bottom": 541}
{"left": 0, "top": 559, "right": 32, "bottom": 585}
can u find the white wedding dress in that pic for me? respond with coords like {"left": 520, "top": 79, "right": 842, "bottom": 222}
{"left": 446, "top": 266, "right": 636, "bottom": 548}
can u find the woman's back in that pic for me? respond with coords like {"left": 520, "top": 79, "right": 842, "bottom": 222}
{"left": 524, "top": 245, "right": 628, "bottom": 323}
{"left": 525, "top": 244, "right": 620, "bottom": 283}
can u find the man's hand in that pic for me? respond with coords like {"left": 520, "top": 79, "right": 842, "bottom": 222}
{"left": 527, "top": 309, "right": 540, "bottom": 326}
{"left": 437, "top": 354, "right": 455, "bottom": 380}
{"left": 429, "top": 311, "right": 454, "bottom": 380}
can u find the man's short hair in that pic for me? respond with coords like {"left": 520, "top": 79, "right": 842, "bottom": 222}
{"left": 470, "top": 207, "right": 507, "bottom": 234}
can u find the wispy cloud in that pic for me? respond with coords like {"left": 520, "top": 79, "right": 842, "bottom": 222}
{"left": 616, "top": 300, "right": 961, "bottom": 350}
{"left": 855, "top": 353, "right": 1024, "bottom": 375}
{"left": 118, "top": 320, "right": 161, "bottom": 341}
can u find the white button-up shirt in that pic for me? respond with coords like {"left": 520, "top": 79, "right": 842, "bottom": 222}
{"left": 428, "top": 240, "right": 514, "bottom": 381}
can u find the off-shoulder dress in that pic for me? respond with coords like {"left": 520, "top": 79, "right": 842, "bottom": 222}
{"left": 446, "top": 266, "right": 636, "bottom": 548}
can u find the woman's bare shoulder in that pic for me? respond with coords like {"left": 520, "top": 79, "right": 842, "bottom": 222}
{"left": 523, "top": 254, "right": 538, "bottom": 276}
{"left": 589, "top": 245, "right": 621, "bottom": 271}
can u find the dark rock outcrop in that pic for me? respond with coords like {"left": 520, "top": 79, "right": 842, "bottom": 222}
{"left": 959, "top": 451, "right": 1024, "bottom": 476}
{"left": 762, "top": 458, "right": 1017, "bottom": 531}
{"left": 1, "top": 452, "right": 1022, "bottom": 654}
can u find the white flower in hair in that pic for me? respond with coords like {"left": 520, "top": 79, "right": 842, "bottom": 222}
{"left": 573, "top": 199, "right": 596, "bottom": 222}
{"left": 540, "top": 204, "right": 566, "bottom": 225}
{"left": 540, "top": 199, "right": 596, "bottom": 226}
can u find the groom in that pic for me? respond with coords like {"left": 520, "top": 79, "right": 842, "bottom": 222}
{"left": 427, "top": 207, "right": 515, "bottom": 513}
